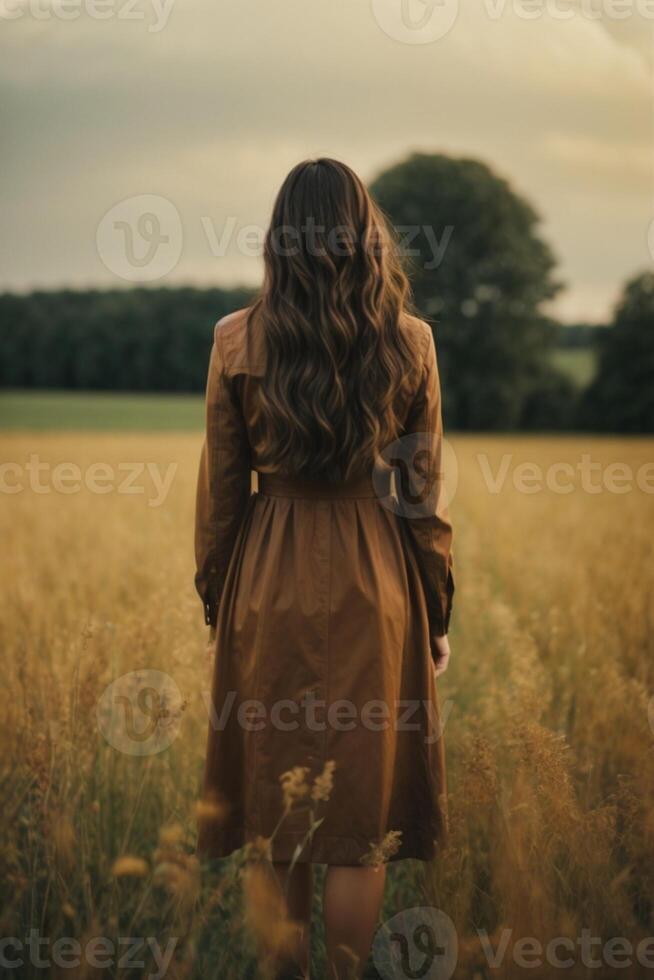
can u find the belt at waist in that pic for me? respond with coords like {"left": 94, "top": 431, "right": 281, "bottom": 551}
{"left": 257, "top": 471, "right": 387, "bottom": 500}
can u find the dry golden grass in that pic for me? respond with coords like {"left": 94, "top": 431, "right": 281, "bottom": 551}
{"left": 1, "top": 432, "right": 653, "bottom": 978}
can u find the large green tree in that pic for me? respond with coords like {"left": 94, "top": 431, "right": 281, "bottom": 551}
{"left": 370, "top": 153, "right": 565, "bottom": 430}
{"left": 580, "top": 272, "right": 654, "bottom": 432}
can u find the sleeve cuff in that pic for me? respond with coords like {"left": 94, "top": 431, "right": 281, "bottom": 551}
{"left": 195, "top": 568, "right": 219, "bottom": 627}
{"left": 429, "top": 566, "right": 454, "bottom": 638}
{"left": 203, "top": 599, "right": 217, "bottom": 627}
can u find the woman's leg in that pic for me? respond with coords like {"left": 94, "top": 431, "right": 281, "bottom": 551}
{"left": 323, "top": 866, "right": 386, "bottom": 979}
{"left": 272, "top": 861, "right": 314, "bottom": 978}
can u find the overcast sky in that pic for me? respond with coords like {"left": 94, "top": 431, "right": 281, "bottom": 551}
{"left": 1, "top": 0, "right": 652, "bottom": 321}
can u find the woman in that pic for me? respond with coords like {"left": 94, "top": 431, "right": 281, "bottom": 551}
{"left": 194, "top": 158, "right": 455, "bottom": 979}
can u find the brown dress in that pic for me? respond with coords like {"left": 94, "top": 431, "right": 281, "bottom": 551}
{"left": 194, "top": 309, "right": 455, "bottom": 865}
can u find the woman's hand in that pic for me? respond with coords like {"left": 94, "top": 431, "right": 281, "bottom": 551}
{"left": 431, "top": 633, "right": 451, "bottom": 677}
{"left": 206, "top": 625, "right": 217, "bottom": 663}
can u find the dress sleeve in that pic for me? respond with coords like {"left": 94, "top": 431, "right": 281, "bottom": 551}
{"left": 399, "top": 326, "right": 455, "bottom": 641}
{"left": 194, "top": 322, "right": 252, "bottom": 627}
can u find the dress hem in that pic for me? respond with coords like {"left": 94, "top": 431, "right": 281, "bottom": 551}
{"left": 196, "top": 826, "right": 442, "bottom": 867}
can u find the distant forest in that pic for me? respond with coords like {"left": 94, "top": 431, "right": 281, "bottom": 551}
{"left": 0, "top": 287, "right": 254, "bottom": 394}
{"left": 0, "top": 284, "right": 646, "bottom": 433}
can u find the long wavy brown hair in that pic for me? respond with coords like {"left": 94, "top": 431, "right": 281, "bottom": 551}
{"left": 247, "top": 158, "right": 420, "bottom": 481}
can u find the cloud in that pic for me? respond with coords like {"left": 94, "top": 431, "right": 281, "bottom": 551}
{"left": 584, "top": 3, "right": 654, "bottom": 66}
{"left": 0, "top": 0, "right": 651, "bottom": 321}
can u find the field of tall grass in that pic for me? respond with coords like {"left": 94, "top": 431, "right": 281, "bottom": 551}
{"left": 1, "top": 431, "right": 653, "bottom": 979}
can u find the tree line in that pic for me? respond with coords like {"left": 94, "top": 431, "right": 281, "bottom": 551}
{"left": 0, "top": 287, "right": 253, "bottom": 394}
